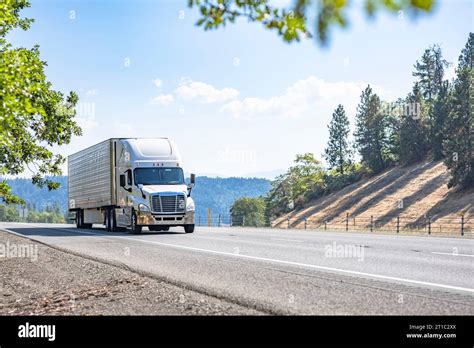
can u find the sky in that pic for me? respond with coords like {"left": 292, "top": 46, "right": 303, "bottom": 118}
{"left": 7, "top": 0, "right": 474, "bottom": 178}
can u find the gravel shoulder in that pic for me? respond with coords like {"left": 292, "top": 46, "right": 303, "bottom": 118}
{"left": 0, "top": 230, "right": 262, "bottom": 315}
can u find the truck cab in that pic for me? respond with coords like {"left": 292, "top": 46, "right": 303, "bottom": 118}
{"left": 116, "top": 138, "right": 195, "bottom": 234}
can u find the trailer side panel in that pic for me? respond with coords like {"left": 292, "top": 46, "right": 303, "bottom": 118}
{"left": 68, "top": 139, "right": 114, "bottom": 210}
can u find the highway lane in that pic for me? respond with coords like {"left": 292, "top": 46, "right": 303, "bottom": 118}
{"left": 1, "top": 222, "right": 473, "bottom": 314}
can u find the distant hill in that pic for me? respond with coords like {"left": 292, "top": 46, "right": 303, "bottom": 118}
{"left": 4, "top": 176, "right": 271, "bottom": 222}
{"left": 273, "top": 160, "right": 473, "bottom": 235}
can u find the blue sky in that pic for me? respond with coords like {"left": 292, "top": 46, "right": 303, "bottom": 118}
{"left": 8, "top": 0, "right": 474, "bottom": 177}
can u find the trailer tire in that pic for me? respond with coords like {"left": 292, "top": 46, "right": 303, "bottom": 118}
{"left": 110, "top": 208, "right": 118, "bottom": 232}
{"left": 130, "top": 211, "right": 142, "bottom": 234}
{"left": 106, "top": 208, "right": 118, "bottom": 232}
{"left": 105, "top": 209, "right": 110, "bottom": 231}
{"left": 76, "top": 210, "right": 83, "bottom": 229}
{"left": 77, "top": 210, "right": 92, "bottom": 229}
{"left": 184, "top": 224, "right": 195, "bottom": 233}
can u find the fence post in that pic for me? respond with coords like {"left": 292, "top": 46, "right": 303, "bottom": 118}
{"left": 427, "top": 217, "right": 431, "bottom": 235}
{"left": 230, "top": 215, "right": 233, "bottom": 227}
{"left": 370, "top": 215, "right": 374, "bottom": 232}
{"left": 461, "top": 215, "right": 464, "bottom": 236}
{"left": 346, "top": 213, "right": 349, "bottom": 231}
{"left": 396, "top": 216, "right": 400, "bottom": 233}
{"left": 324, "top": 221, "right": 327, "bottom": 231}
{"left": 198, "top": 215, "right": 201, "bottom": 226}
{"left": 304, "top": 218, "right": 307, "bottom": 230}
{"left": 287, "top": 217, "right": 290, "bottom": 229}
{"left": 242, "top": 215, "right": 245, "bottom": 227}
{"left": 218, "top": 213, "right": 221, "bottom": 227}
{"left": 207, "top": 208, "right": 211, "bottom": 227}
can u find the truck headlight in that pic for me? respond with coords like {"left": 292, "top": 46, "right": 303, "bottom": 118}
{"left": 138, "top": 203, "right": 150, "bottom": 212}
{"left": 186, "top": 199, "right": 195, "bottom": 212}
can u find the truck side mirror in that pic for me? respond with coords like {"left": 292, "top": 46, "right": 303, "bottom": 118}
{"left": 190, "top": 173, "right": 196, "bottom": 185}
{"left": 120, "top": 174, "right": 126, "bottom": 187}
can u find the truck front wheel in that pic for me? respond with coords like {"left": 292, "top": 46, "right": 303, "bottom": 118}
{"left": 130, "top": 212, "right": 142, "bottom": 234}
{"left": 184, "top": 224, "right": 195, "bottom": 233}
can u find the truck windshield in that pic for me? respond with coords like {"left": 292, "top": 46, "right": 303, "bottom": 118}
{"left": 134, "top": 168, "right": 185, "bottom": 185}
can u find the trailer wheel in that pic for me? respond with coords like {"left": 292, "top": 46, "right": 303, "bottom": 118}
{"left": 76, "top": 210, "right": 92, "bottom": 229}
{"left": 105, "top": 209, "right": 112, "bottom": 231}
{"left": 130, "top": 211, "right": 142, "bottom": 234}
{"left": 110, "top": 208, "right": 118, "bottom": 232}
{"left": 184, "top": 224, "right": 195, "bottom": 233}
{"left": 76, "top": 210, "right": 82, "bottom": 229}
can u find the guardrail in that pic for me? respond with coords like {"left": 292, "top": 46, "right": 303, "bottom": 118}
{"left": 196, "top": 212, "right": 472, "bottom": 237}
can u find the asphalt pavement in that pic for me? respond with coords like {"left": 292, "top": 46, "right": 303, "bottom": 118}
{"left": 1, "top": 222, "right": 473, "bottom": 314}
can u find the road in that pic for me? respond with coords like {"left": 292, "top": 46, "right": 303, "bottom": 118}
{"left": 1, "top": 222, "right": 473, "bottom": 314}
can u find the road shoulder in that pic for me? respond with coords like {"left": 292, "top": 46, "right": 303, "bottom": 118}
{"left": 0, "top": 230, "right": 262, "bottom": 315}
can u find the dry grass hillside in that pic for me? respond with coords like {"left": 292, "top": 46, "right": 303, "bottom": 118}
{"left": 273, "top": 160, "right": 473, "bottom": 236}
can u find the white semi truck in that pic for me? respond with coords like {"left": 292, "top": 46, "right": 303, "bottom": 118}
{"left": 68, "top": 138, "right": 195, "bottom": 234}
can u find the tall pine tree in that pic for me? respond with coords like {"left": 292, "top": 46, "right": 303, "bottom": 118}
{"left": 399, "top": 83, "right": 429, "bottom": 164}
{"left": 431, "top": 81, "right": 451, "bottom": 159}
{"left": 354, "top": 86, "right": 388, "bottom": 173}
{"left": 324, "top": 104, "right": 352, "bottom": 174}
{"left": 413, "top": 44, "right": 450, "bottom": 152}
{"left": 443, "top": 33, "right": 473, "bottom": 188}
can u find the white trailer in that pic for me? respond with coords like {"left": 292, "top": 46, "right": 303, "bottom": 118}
{"left": 68, "top": 138, "right": 195, "bottom": 234}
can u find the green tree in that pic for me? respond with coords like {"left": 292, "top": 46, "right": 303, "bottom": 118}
{"left": 188, "top": 0, "right": 434, "bottom": 45}
{"left": 443, "top": 33, "right": 473, "bottom": 188}
{"left": 230, "top": 197, "right": 266, "bottom": 227}
{"left": 354, "top": 86, "right": 388, "bottom": 173}
{"left": 412, "top": 44, "right": 450, "bottom": 148}
{"left": 287, "top": 153, "right": 326, "bottom": 202}
{"left": 324, "top": 104, "right": 352, "bottom": 174}
{"left": 383, "top": 98, "right": 404, "bottom": 163}
{"left": 266, "top": 153, "right": 325, "bottom": 217}
{"left": 0, "top": 204, "right": 21, "bottom": 222}
{"left": 413, "top": 47, "right": 435, "bottom": 101}
{"left": 398, "top": 83, "right": 429, "bottom": 164}
{"left": 431, "top": 81, "right": 451, "bottom": 159}
{"left": 0, "top": 0, "right": 82, "bottom": 204}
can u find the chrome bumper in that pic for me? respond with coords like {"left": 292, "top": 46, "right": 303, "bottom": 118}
{"left": 137, "top": 211, "right": 195, "bottom": 225}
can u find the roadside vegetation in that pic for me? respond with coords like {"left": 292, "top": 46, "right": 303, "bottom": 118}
{"left": 232, "top": 34, "right": 474, "bottom": 225}
{"left": 0, "top": 202, "right": 66, "bottom": 223}
{"left": 189, "top": 0, "right": 434, "bottom": 45}
{"left": 0, "top": 0, "right": 81, "bottom": 205}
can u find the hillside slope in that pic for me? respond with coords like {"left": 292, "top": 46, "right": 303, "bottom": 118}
{"left": 273, "top": 160, "right": 473, "bottom": 235}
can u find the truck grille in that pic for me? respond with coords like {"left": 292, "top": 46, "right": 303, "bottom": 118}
{"left": 151, "top": 194, "right": 185, "bottom": 214}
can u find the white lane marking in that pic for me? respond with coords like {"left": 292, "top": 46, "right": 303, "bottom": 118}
{"left": 3, "top": 225, "right": 473, "bottom": 294}
{"left": 432, "top": 251, "right": 474, "bottom": 258}
{"left": 271, "top": 238, "right": 302, "bottom": 243}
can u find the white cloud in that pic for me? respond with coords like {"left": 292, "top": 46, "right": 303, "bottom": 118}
{"left": 153, "top": 79, "right": 163, "bottom": 88}
{"left": 150, "top": 94, "right": 174, "bottom": 106}
{"left": 220, "top": 76, "right": 387, "bottom": 119}
{"left": 175, "top": 78, "right": 239, "bottom": 104}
